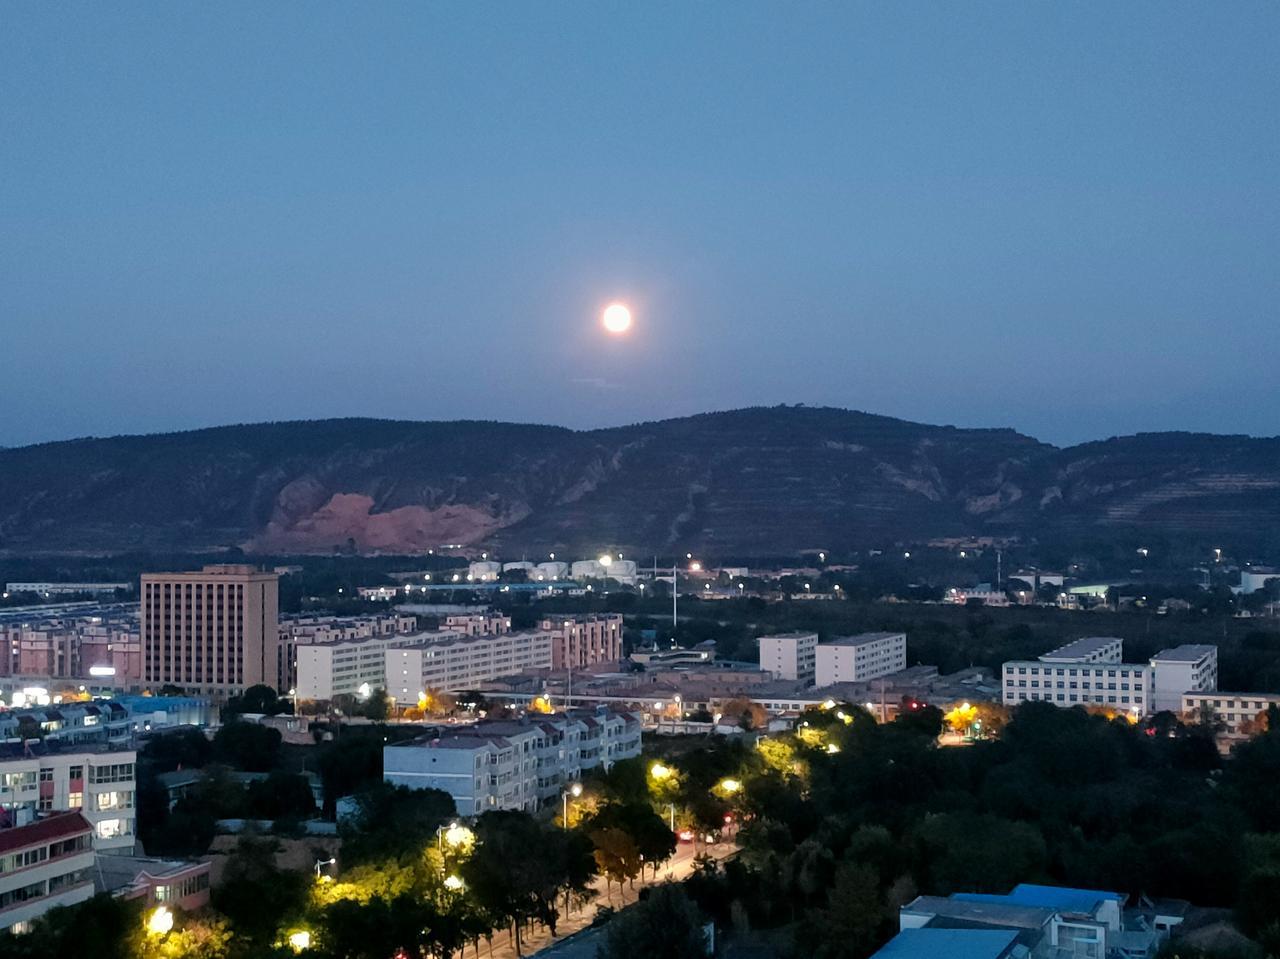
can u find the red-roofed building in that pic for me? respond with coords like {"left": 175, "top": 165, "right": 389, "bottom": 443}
{"left": 0, "top": 812, "right": 95, "bottom": 933}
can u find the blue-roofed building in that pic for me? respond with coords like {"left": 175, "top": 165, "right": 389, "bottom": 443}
{"left": 901, "top": 884, "right": 1162, "bottom": 959}
{"left": 870, "top": 928, "right": 1023, "bottom": 959}
{"left": 955, "top": 883, "right": 1125, "bottom": 930}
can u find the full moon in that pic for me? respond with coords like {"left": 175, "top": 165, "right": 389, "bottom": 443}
{"left": 602, "top": 303, "right": 632, "bottom": 334}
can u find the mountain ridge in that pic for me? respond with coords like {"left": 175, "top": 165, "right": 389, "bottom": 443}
{"left": 1, "top": 406, "right": 1277, "bottom": 555}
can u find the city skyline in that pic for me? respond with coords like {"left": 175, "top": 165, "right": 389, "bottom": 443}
{"left": 3, "top": 4, "right": 1278, "bottom": 448}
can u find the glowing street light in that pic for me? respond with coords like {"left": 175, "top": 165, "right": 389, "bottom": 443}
{"left": 650, "top": 762, "right": 672, "bottom": 781}
{"left": 719, "top": 778, "right": 741, "bottom": 794}
{"left": 314, "top": 857, "right": 336, "bottom": 877}
{"left": 562, "top": 781, "right": 583, "bottom": 828}
{"left": 444, "top": 874, "right": 465, "bottom": 891}
{"left": 288, "top": 930, "right": 312, "bottom": 952}
{"left": 147, "top": 906, "right": 174, "bottom": 936}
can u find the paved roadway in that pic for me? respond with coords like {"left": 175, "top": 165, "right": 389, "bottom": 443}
{"left": 481, "top": 842, "right": 733, "bottom": 959}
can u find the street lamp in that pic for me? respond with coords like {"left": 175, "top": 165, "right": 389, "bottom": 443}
{"left": 147, "top": 906, "right": 174, "bottom": 936}
{"left": 650, "top": 762, "right": 672, "bottom": 780}
{"left": 314, "top": 857, "right": 336, "bottom": 878}
{"left": 444, "top": 874, "right": 465, "bottom": 891}
{"left": 562, "top": 782, "right": 583, "bottom": 828}
{"left": 288, "top": 930, "right": 312, "bottom": 953}
{"left": 719, "top": 778, "right": 741, "bottom": 794}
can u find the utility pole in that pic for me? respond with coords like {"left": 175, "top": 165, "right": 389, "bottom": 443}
{"left": 672, "top": 563, "right": 678, "bottom": 631}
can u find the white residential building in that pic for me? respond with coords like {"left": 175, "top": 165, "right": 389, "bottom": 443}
{"left": 386, "top": 630, "right": 554, "bottom": 703}
{"left": 0, "top": 750, "right": 137, "bottom": 853}
{"left": 383, "top": 708, "right": 642, "bottom": 815}
{"left": 815, "top": 633, "right": 906, "bottom": 687}
{"left": 1002, "top": 638, "right": 1151, "bottom": 714}
{"left": 0, "top": 812, "right": 96, "bottom": 933}
{"left": 1149, "top": 645, "right": 1218, "bottom": 713}
{"left": 295, "top": 630, "right": 463, "bottom": 701}
{"left": 1182, "top": 691, "right": 1280, "bottom": 735}
{"left": 758, "top": 632, "right": 818, "bottom": 683}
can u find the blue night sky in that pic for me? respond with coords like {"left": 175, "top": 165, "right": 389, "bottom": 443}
{"left": 2, "top": 3, "right": 1277, "bottom": 448}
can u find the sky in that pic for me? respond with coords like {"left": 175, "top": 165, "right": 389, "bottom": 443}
{"left": 2, "top": 3, "right": 1277, "bottom": 449}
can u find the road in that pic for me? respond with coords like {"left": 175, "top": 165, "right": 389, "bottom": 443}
{"left": 480, "top": 841, "right": 733, "bottom": 959}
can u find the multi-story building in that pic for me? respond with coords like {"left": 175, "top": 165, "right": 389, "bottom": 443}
{"left": 1182, "top": 691, "right": 1280, "bottom": 736}
{"left": 386, "top": 630, "right": 554, "bottom": 703}
{"left": 277, "top": 612, "right": 417, "bottom": 689}
{"left": 1002, "top": 637, "right": 1151, "bottom": 714}
{"left": 0, "top": 701, "right": 132, "bottom": 749}
{"left": 815, "top": 632, "right": 907, "bottom": 687}
{"left": 1149, "top": 645, "right": 1218, "bottom": 713}
{"left": 1003, "top": 638, "right": 1220, "bottom": 717}
{"left": 540, "top": 615, "right": 624, "bottom": 670}
{"left": 4, "top": 583, "right": 130, "bottom": 599}
{"left": 383, "top": 708, "right": 642, "bottom": 815}
{"left": 141, "top": 565, "right": 279, "bottom": 699}
{"left": 0, "top": 749, "right": 137, "bottom": 852}
{"left": 0, "top": 608, "right": 142, "bottom": 689}
{"left": 444, "top": 614, "right": 512, "bottom": 636}
{"left": 295, "top": 629, "right": 463, "bottom": 701}
{"left": 758, "top": 632, "right": 818, "bottom": 683}
{"left": 0, "top": 812, "right": 96, "bottom": 934}
{"left": 97, "top": 855, "right": 211, "bottom": 911}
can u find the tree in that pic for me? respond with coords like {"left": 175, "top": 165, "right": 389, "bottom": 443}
{"left": 0, "top": 893, "right": 141, "bottom": 959}
{"left": 339, "top": 782, "right": 455, "bottom": 866}
{"left": 210, "top": 834, "right": 309, "bottom": 946}
{"left": 799, "top": 863, "right": 886, "bottom": 959}
{"left": 140, "top": 727, "right": 214, "bottom": 772}
{"left": 362, "top": 687, "right": 390, "bottom": 721}
{"left": 212, "top": 720, "right": 282, "bottom": 772}
{"left": 224, "top": 683, "right": 285, "bottom": 718}
{"left": 598, "top": 884, "right": 707, "bottom": 959}
{"left": 590, "top": 826, "right": 643, "bottom": 896}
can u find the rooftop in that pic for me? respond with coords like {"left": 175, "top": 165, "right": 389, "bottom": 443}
{"left": 902, "top": 896, "right": 1053, "bottom": 930}
{"left": 0, "top": 811, "right": 92, "bottom": 854}
{"left": 1150, "top": 644, "right": 1217, "bottom": 663}
{"left": 824, "top": 631, "right": 905, "bottom": 648}
{"left": 956, "top": 883, "right": 1125, "bottom": 915}
{"left": 1038, "top": 636, "right": 1122, "bottom": 662}
{"left": 869, "top": 929, "right": 1021, "bottom": 959}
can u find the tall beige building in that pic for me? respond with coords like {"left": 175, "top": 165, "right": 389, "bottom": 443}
{"left": 141, "top": 565, "right": 279, "bottom": 697}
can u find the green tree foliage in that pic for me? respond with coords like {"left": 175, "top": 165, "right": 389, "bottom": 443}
{"left": 598, "top": 884, "right": 707, "bottom": 959}
{"left": 0, "top": 893, "right": 142, "bottom": 959}
{"left": 339, "top": 782, "right": 456, "bottom": 866}
{"left": 140, "top": 727, "right": 214, "bottom": 772}
{"left": 212, "top": 720, "right": 282, "bottom": 772}
{"left": 224, "top": 683, "right": 287, "bottom": 719}
{"left": 210, "top": 834, "right": 310, "bottom": 947}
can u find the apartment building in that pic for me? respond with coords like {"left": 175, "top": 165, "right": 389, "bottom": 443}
{"left": 815, "top": 632, "right": 907, "bottom": 687}
{"left": 1149, "top": 645, "right": 1218, "bottom": 713}
{"left": 1183, "top": 691, "right": 1280, "bottom": 735}
{"left": 1002, "top": 637, "right": 1219, "bottom": 717}
{"left": 758, "top": 632, "right": 818, "bottom": 683}
{"left": 0, "top": 617, "right": 141, "bottom": 687}
{"left": 0, "top": 812, "right": 96, "bottom": 934}
{"left": 0, "top": 701, "right": 132, "bottom": 749}
{"left": 295, "top": 629, "right": 464, "bottom": 701}
{"left": 383, "top": 708, "right": 642, "bottom": 815}
{"left": 1003, "top": 637, "right": 1150, "bottom": 714}
{"left": 444, "top": 614, "right": 512, "bottom": 636}
{"left": 540, "top": 615, "right": 624, "bottom": 670}
{"left": 278, "top": 612, "right": 418, "bottom": 689}
{"left": 386, "top": 630, "right": 554, "bottom": 703}
{"left": 141, "top": 565, "right": 279, "bottom": 698}
{"left": 0, "top": 749, "right": 137, "bottom": 852}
